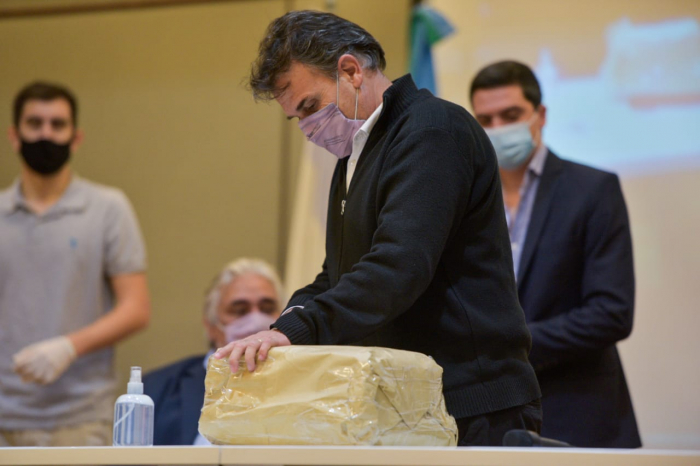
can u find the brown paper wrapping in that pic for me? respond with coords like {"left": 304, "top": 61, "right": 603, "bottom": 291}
{"left": 199, "top": 346, "right": 457, "bottom": 446}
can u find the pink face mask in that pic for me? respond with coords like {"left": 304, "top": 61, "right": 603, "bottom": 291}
{"left": 219, "top": 312, "right": 277, "bottom": 344}
{"left": 298, "top": 75, "right": 365, "bottom": 159}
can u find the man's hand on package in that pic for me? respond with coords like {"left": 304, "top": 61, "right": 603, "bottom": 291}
{"left": 12, "top": 336, "right": 77, "bottom": 384}
{"left": 213, "top": 329, "right": 291, "bottom": 374}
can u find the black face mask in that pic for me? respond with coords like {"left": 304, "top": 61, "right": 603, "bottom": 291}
{"left": 20, "top": 139, "right": 71, "bottom": 175}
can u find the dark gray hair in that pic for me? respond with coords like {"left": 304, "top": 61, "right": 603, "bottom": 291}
{"left": 249, "top": 10, "right": 386, "bottom": 101}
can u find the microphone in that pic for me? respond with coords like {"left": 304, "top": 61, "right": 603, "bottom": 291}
{"left": 502, "top": 429, "right": 572, "bottom": 447}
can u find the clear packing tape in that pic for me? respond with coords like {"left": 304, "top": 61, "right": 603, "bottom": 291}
{"left": 199, "top": 346, "right": 458, "bottom": 446}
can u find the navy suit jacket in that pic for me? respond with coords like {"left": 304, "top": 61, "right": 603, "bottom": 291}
{"left": 143, "top": 355, "right": 206, "bottom": 446}
{"left": 517, "top": 151, "right": 641, "bottom": 448}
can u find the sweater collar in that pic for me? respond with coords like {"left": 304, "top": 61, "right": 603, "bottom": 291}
{"left": 376, "top": 74, "right": 423, "bottom": 128}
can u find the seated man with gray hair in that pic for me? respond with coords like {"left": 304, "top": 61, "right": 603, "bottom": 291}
{"left": 143, "top": 258, "right": 283, "bottom": 445}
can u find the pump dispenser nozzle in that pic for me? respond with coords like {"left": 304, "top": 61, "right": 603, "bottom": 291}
{"left": 127, "top": 366, "right": 143, "bottom": 394}
{"left": 113, "top": 365, "right": 154, "bottom": 446}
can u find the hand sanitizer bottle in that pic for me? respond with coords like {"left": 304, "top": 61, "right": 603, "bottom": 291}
{"left": 113, "top": 366, "right": 154, "bottom": 446}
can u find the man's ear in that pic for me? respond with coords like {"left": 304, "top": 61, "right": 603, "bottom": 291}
{"left": 537, "top": 104, "right": 547, "bottom": 128}
{"left": 8, "top": 126, "right": 20, "bottom": 153}
{"left": 337, "top": 54, "right": 364, "bottom": 89}
{"left": 70, "top": 128, "right": 84, "bottom": 153}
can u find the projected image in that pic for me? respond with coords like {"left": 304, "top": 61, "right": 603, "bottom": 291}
{"left": 536, "top": 17, "right": 700, "bottom": 177}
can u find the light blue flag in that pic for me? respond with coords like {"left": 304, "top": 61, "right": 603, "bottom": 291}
{"left": 410, "top": 4, "right": 455, "bottom": 95}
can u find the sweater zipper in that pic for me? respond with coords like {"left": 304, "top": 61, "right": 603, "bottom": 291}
{"left": 338, "top": 198, "right": 346, "bottom": 278}
{"left": 338, "top": 161, "right": 347, "bottom": 278}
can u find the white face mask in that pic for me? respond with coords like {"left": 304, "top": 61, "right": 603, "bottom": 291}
{"left": 484, "top": 118, "right": 536, "bottom": 170}
{"left": 218, "top": 312, "right": 277, "bottom": 344}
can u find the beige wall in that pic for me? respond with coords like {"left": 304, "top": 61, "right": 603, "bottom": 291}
{"left": 430, "top": 0, "right": 700, "bottom": 449}
{"left": 0, "top": 0, "right": 409, "bottom": 393}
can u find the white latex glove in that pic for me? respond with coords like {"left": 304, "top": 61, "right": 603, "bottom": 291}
{"left": 12, "top": 336, "right": 77, "bottom": 385}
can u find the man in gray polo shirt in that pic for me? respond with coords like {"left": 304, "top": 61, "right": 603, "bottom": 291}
{"left": 0, "top": 82, "right": 151, "bottom": 446}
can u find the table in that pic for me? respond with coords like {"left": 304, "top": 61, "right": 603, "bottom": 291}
{"left": 1, "top": 445, "right": 699, "bottom": 466}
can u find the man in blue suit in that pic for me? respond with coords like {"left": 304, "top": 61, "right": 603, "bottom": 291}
{"left": 143, "top": 258, "right": 283, "bottom": 445}
{"left": 470, "top": 61, "right": 641, "bottom": 448}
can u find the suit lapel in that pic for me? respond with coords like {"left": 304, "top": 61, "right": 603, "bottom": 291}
{"left": 517, "top": 151, "right": 564, "bottom": 286}
{"left": 180, "top": 358, "right": 207, "bottom": 444}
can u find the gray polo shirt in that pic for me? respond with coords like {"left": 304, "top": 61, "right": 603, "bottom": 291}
{"left": 0, "top": 176, "right": 146, "bottom": 430}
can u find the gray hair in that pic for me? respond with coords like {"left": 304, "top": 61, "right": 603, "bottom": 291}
{"left": 203, "top": 258, "right": 284, "bottom": 325}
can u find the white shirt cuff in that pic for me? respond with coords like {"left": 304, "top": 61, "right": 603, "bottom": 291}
{"left": 281, "top": 305, "right": 303, "bottom": 317}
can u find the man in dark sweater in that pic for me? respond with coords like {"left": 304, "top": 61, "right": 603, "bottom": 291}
{"left": 214, "top": 10, "right": 541, "bottom": 446}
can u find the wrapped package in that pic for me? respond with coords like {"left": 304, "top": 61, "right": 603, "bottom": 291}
{"left": 199, "top": 346, "right": 457, "bottom": 446}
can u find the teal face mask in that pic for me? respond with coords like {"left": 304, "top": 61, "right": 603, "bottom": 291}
{"left": 484, "top": 120, "right": 535, "bottom": 170}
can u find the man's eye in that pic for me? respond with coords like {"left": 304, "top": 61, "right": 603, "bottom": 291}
{"left": 305, "top": 100, "right": 319, "bottom": 112}
{"left": 51, "top": 120, "right": 68, "bottom": 130}
{"left": 228, "top": 306, "right": 248, "bottom": 317}
{"left": 502, "top": 110, "right": 523, "bottom": 123}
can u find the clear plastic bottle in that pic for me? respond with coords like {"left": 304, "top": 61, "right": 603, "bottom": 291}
{"left": 112, "top": 366, "right": 154, "bottom": 446}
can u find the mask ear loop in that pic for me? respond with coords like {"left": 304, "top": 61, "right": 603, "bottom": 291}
{"left": 354, "top": 88, "right": 359, "bottom": 120}
{"left": 338, "top": 71, "right": 360, "bottom": 121}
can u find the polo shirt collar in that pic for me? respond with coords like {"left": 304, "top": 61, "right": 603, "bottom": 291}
{"left": 1, "top": 175, "right": 88, "bottom": 216}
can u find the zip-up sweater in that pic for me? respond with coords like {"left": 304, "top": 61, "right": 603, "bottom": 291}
{"left": 274, "top": 75, "right": 541, "bottom": 420}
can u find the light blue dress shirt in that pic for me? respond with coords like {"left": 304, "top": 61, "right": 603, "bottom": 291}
{"left": 504, "top": 145, "right": 549, "bottom": 278}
